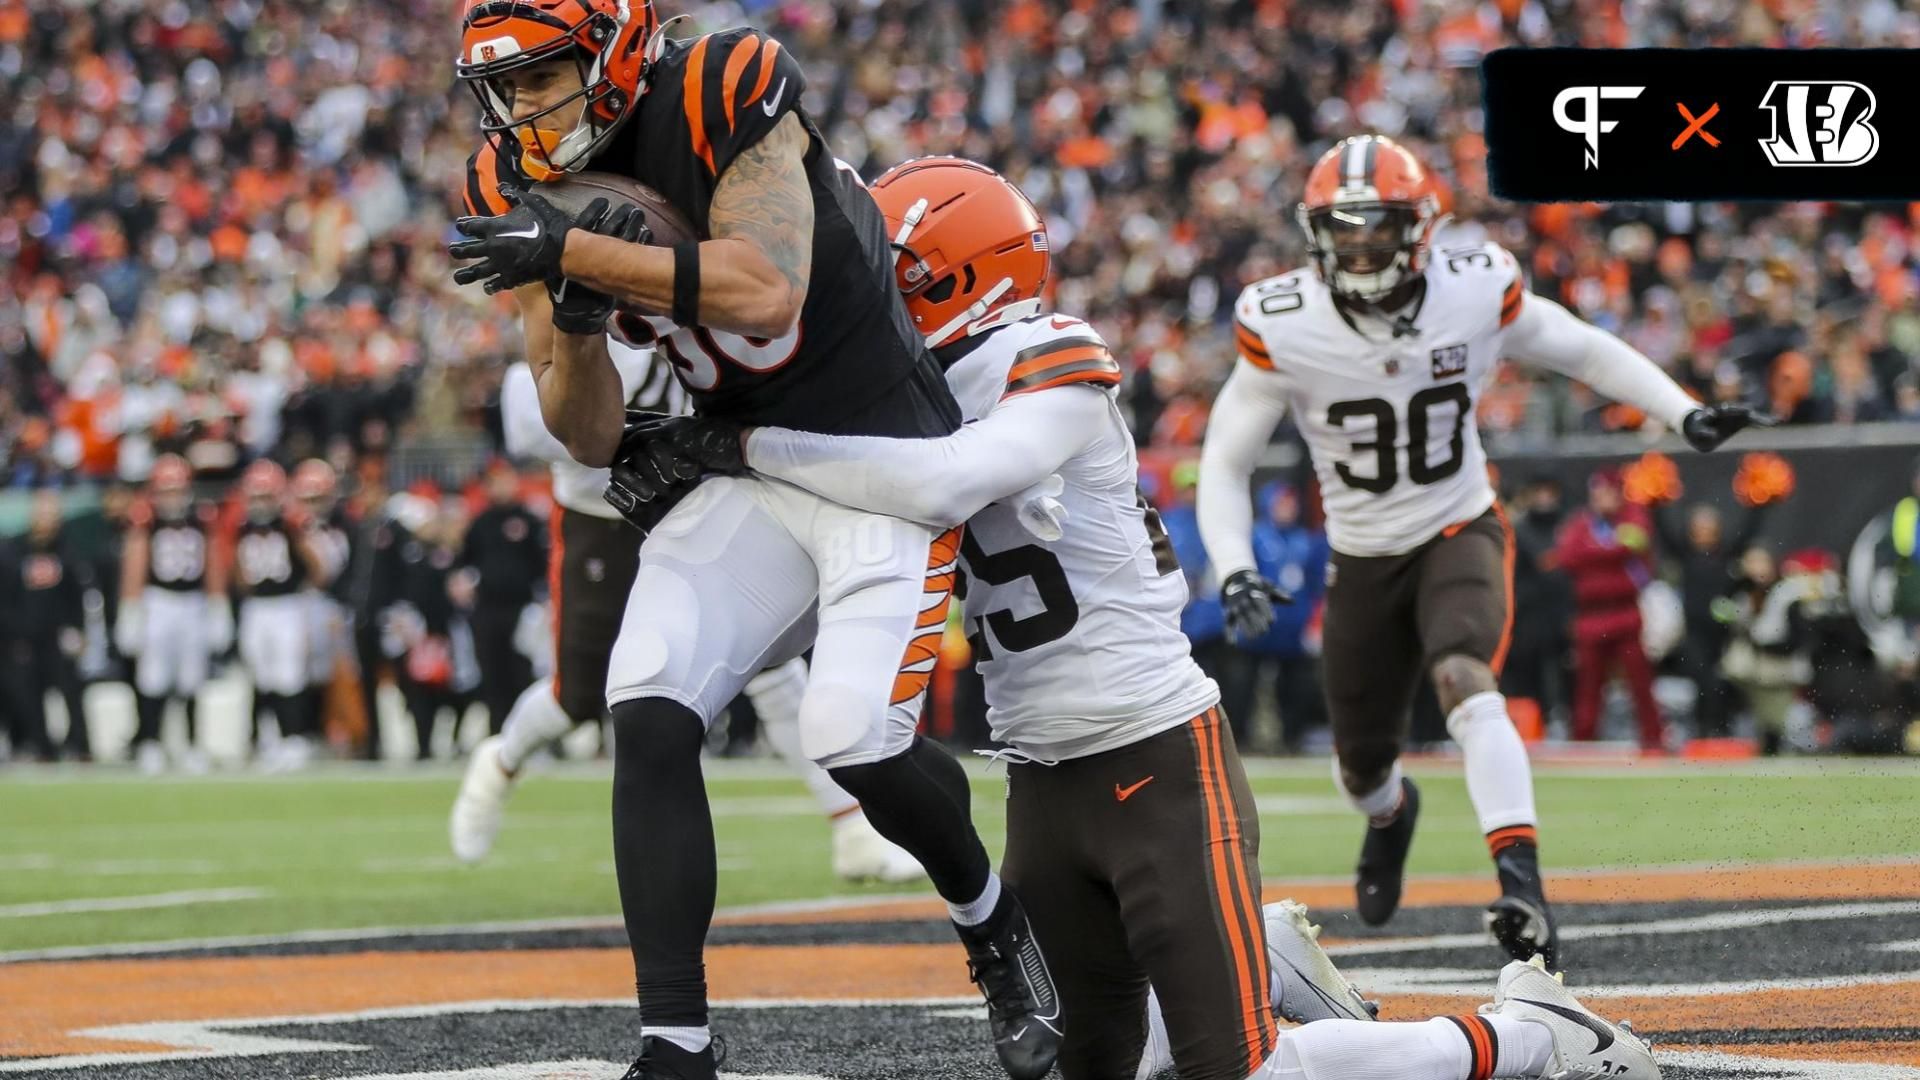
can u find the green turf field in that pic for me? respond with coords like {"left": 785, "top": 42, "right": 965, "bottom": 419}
{"left": 4, "top": 757, "right": 1918, "bottom": 953}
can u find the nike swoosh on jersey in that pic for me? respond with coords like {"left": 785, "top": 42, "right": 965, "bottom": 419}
{"left": 761, "top": 77, "right": 788, "bottom": 117}
{"left": 499, "top": 225, "right": 541, "bottom": 240}
{"left": 1115, "top": 776, "right": 1154, "bottom": 801}
{"left": 1515, "top": 998, "right": 1615, "bottom": 1053}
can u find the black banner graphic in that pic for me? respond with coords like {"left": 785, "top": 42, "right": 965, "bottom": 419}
{"left": 1483, "top": 48, "right": 1920, "bottom": 201}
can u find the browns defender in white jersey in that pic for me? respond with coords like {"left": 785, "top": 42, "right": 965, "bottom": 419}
{"left": 1198, "top": 135, "right": 1768, "bottom": 970}
{"left": 628, "top": 155, "right": 1672, "bottom": 1080}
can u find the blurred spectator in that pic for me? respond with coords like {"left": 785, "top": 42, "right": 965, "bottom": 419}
{"left": 1502, "top": 475, "right": 1572, "bottom": 731}
{"left": 1556, "top": 469, "right": 1665, "bottom": 748}
{"left": 456, "top": 462, "right": 544, "bottom": 736}
{"left": 1655, "top": 500, "right": 1770, "bottom": 736}
{"left": 389, "top": 494, "right": 476, "bottom": 760}
{"left": 3, "top": 489, "right": 92, "bottom": 760}
{"left": 1717, "top": 546, "right": 1796, "bottom": 754}
{"left": 1222, "top": 481, "right": 1328, "bottom": 751}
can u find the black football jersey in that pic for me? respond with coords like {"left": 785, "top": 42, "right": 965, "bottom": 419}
{"left": 235, "top": 520, "right": 306, "bottom": 597}
{"left": 464, "top": 28, "right": 959, "bottom": 439}
{"left": 146, "top": 517, "right": 209, "bottom": 591}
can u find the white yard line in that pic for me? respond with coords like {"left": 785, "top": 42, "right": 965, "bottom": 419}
{"left": 0, "top": 887, "right": 269, "bottom": 920}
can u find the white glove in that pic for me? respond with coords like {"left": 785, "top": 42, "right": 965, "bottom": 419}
{"left": 114, "top": 600, "right": 144, "bottom": 658}
{"left": 206, "top": 599, "right": 234, "bottom": 654}
{"left": 1009, "top": 474, "right": 1068, "bottom": 543}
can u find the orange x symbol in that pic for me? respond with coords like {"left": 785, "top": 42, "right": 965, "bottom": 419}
{"left": 1673, "top": 101, "right": 1721, "bottom": 149}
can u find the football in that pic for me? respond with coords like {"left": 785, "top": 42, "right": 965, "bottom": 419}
{"left": 534, "top": 170, "right": 699, "bottom": 247}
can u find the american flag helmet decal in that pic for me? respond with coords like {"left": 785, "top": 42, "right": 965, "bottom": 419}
{"left": 1031, "top": 231, "right": 1049, "bottom": 251}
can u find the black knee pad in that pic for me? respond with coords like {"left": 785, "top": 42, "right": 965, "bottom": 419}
{"left": 1338, "top": 736, "right": 1402, "bottom": 795}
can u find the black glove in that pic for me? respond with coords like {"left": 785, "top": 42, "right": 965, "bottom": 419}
{"left": 1221, "top": 568, "right": 1292, "bottom": 643}
{"left": 450, "top": 185, "right": 598, "bottom": 294}
{"left": 1681, "top": 403, "right": 1776, "bottom": 452}
{"left": 646, "top": 415, "right": 748, "bottom": 475}
{"left": 607, "top": 410, "right": 704, "bottom": 504}
{"left": 545, "top": 202, "right": 652, "bottom": 335}
{"left": 604, "top": 471, "right": 699, "bottom": 538}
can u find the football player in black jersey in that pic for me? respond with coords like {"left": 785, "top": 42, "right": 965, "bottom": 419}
{"left": 117, "top": 455, "right": 229, "bottom": 774}
{"left": 232, "top": 460, "right": 328, "bottom": 771}
{"left": 448, "top": 3, "right": 1057, "bottom": 1077}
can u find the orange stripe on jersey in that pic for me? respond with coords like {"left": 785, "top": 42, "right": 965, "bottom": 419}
{"left": 1499, "top": 276, "right": 1524, "bottom": 327}
{"left": 1234, "top": 321, "right": 1274, "bottom": 371}
{"left": 547, "top": 506, "right": 566, "bottom": 706}
{"left": 743, "top": 38, "right": 781, "bottom": 105}
{"left": 1189, "top": 709, "right": 1273, "bottom": 1072}
{"left": 1003, "top": 342, "right": 1121, "bottom": 397}
{"left": 683, "top": 36, "right": 715, "bottom": 174}
{"left": 471, "top": 146, "right": 510, "bottom": 216}
{"left": 719, "top": 35, "right": 759, "bottom": 134}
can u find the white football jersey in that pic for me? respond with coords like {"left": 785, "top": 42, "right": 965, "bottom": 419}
{"left": 501, "top": 340, "right": 685, "bottom": 518}
{"left": 1231, "top": 240, "right": 1525, "bottom": 557}
{"left": 945, "top": 314, "right": 1219, "bottom": 761}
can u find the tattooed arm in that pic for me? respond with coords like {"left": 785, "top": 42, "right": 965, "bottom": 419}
{"left": 557, "top": 112, "right": 814, "bottom": 340}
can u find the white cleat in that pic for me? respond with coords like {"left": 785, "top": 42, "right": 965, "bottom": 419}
{"left": 177, "top": 747, "right": 211, "bottom": 776}
{"left": 1264, "top": 900, "right": 1378, "bottom": 1023}
{"left": 831, "top": 813, "right": 925, "bottom": 884}
{"left": 450, "top": 735, "right": 517, "bottom": 864}
{"left": 135, "top": 741, "right": 168, "bottom": 776}
{"left": 1482, "top": 955, "right": 1661, "bottom": 1080}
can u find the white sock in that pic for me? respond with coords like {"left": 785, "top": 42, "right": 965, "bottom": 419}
{"left": 1338, "top": 757, "right": 1406, "bottom": 826}
{"left": 750, "top": 660, "right": 860, "bottom": 818}
{"left": 1488, "top": 1014, "right": 1555, "bottom": 1077}
{"left": 642, "top": 1024, "right": 711, "bottom": 1054}
{"left": 1446, "top": 691, "right": 1538, "bottom": 836}
{"left": 948, "top": 872, "right": 1002, "bottom": 927}
{"left": 494, "top": 677, "right": 575, "bottom": 774}
{"left": 1263, "top": 1016, "right": 1483, "bottom": 1080}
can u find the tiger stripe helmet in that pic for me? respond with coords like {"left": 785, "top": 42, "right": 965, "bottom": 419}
{"left": 456, "top": 0, "right": 660, "bottom": 181}
{"left": 1297, "top": 135, "right": 1440, "bottom": 305}
{"left": 869, "top": 157, "right": 1051, "bottom": 348}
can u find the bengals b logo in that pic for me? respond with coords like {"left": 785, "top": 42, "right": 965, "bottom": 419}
{"left": 1757, "top": 81, "right": 1879, "bottom": 167}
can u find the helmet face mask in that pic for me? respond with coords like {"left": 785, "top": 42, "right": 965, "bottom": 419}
{"left": 1301, "top": 202, "right": 1427, "bottom": 304}
{"left": 456, "top": 0, "right": 656, "bottom": 181}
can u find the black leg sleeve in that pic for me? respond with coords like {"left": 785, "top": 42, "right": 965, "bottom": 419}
{"left": 610, "top": 696, "right": 714, "bottom": 1028}
{"left": 829, "top": 736, "right": 991, "bottom": 905}
{"left": 133, "top": 692, "right": 164, "bottom": 747}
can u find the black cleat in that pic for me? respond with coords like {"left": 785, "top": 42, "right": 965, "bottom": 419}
{"left": 1354, "top": 777, "right": 1420, "bottom": 926}
{"left": 620, "top": 1035, "right": 720, "bottom": 1080}
{"left": 957, "top": 892, "right": 1062, "bottom": 1080}
{"left": 1486, "top": 842, "right": 1561, "bottom": 971}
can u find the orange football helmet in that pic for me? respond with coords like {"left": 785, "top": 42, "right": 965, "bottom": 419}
{"left": 869, "top": 157, "right": 1051, "bottom": 348}
{"left": 455, "top": 0, "right": 660, "bottom": 181}
{"left": 1297, "top": 135, "right": 1440, "bottom": 305}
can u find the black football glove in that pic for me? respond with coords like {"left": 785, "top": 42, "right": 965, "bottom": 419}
{"left": 450, "top": 186, "right": 598, "bottom": 295}
{"left": 607, "top": 410, "right": 704, "bottom": 506}
{"left": 1221, "top": 568, "right": 1292, "bottom": 643}
{"left": 1681, "top": 403, "right": 1776, "bottom": 452}
{"left": 647, "top": 415, "right": 748, "bottom": 475}
{"left": 545, "top": 201, "right": 652, "bottom": 336}
{"left": 603, "top": 472, "right": 700, "bottom": 538}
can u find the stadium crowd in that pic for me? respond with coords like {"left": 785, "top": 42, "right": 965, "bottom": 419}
{"left": 5, "top": 0, "right": 1920, "bottom": 764}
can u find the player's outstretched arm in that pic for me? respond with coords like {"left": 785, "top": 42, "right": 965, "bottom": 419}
{"left": 562, "top": 112, "right": 813, "bottom": 340}
{"left": 1196, "top": 364, "right": 1290, "bottom": 580}
{"left": 1501, "top": 291, "right": 1702, "bottom": 433}
{"left": 744, "top": 386, "right": 1105, "bottom": 528}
